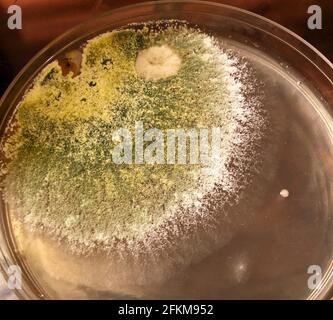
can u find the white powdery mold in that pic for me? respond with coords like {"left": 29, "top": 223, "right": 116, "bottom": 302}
{"left": 135, "top": 44, "right": 182, "bottom": 81}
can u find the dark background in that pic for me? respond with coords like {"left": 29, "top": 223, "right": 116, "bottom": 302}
{"left": 0, "top": 0, "right": 332, "bottom": 96}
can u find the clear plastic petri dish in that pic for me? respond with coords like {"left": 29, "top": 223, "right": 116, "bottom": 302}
{"left": 0, "top": 1, "right": 333, "bottom": 299}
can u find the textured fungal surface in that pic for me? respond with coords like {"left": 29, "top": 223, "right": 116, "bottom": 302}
{"left": 0, "top": 22, "right": 266, "bottom": 281}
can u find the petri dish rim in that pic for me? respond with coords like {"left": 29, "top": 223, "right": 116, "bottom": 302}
{"left": 0, "top": 0, "right": 333, "bottom": 300}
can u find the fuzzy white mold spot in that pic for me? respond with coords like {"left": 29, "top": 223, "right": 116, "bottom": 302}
{"left": 135, "top": 45, "right": 181, "bottom": 81}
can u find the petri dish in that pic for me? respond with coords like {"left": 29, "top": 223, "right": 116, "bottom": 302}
{"left": 0, "top": 1, "right": 333, "bottom": 299}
